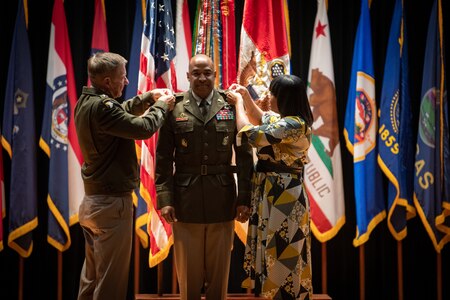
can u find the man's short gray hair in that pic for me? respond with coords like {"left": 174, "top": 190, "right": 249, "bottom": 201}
{"left": 87, "top": 52, "right": 128, "bottom": 81}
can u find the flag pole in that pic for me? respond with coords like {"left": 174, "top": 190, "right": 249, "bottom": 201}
{"left": 134, "top": 234, "right": 140, "bottom": 295}
{"left": 172, "top": 255, "right": 177, "bottom": 293}
{"left": 18, "top": 257, "right": 24, "bottom": 300}
{"left": 321, "top": 242, "right": 328, "bottom": 293}
{"left": 437, "top": 253, "right": 442, "bottom": 300}
{"left": 396, "top": 241, "right": 403, "bottom": 300}
{"left": 58, "top": 251, "right": 63, "bottom": 300}
{"left": 359, "top": 245, "right": 365, "bottom": 300}
{"left": 157, "top": 263, "right": 164, "bottom": 295}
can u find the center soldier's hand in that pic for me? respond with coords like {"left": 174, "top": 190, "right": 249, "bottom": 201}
{"left": 160, "top": 206, "right": 177, "bottom": 223}
{"left": 235, "top": 205, "right": 251, "bottom": 223}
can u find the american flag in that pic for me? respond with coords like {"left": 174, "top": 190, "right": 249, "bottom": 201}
{"left": 138, "top": 0, "right": 176, "bottom": 267}
{"left": 128, "top": 0, "right": 149, "bottom": 249}
{"left": 139, "top": 0, "right": 177, "bottom": 92}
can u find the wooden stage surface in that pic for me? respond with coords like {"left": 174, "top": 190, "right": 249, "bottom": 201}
{"left": 135, "top": 293, "right": 331, "bottom": 299}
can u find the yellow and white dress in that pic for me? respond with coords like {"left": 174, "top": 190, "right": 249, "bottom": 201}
{"left": 239, "top": 113, "right": 313, "bottom": 300}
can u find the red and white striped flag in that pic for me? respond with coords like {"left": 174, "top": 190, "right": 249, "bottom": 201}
{"left": 138, "top": 0, "right": 177, "bottom": 267}
{"left": 304, "top": 0, "right": 345, "bottom": 242}
{"left": 235, "top": 0, "right": 290, "bottom": 244}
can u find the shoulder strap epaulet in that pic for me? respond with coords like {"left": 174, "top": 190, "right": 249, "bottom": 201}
{"left": 217, "top": 88, "right": 227, "bottom": 96}
{"left": 174, "top": 92, "right": 185, "bottom": 102}
{"left": 217, "top": 88, "right": 228, "bottom": 100}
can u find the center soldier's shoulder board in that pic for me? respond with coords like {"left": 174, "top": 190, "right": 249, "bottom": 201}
{"left": 174, "top": 92, "right": 186, "bottom": 103}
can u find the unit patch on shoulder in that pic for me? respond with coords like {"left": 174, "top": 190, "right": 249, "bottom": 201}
{"left": 102, "top": 99, "right": 114, "bottom": 109}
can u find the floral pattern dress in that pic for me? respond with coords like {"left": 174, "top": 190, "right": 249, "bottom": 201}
{"left": 238, "top": 113, "right": 313, "bottom": 300}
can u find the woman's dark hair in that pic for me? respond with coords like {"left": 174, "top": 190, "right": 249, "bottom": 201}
{"left": 269, "top": 74, "right": 313, "bottom": 127}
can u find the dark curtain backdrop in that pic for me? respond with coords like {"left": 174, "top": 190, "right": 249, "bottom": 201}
{"left": 0, "top": 0, "right": 449, "bottom": 300}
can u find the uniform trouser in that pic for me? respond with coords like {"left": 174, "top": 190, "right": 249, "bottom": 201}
{"left": 77, "top": 193, "right": 133, "bottom": 300}
{"left": 173, "top": 221, "right": 234, "bottom": 300}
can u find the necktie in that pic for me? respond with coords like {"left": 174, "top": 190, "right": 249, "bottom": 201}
{"left": 199, "top": 99, "right": 208, "bottom": 117}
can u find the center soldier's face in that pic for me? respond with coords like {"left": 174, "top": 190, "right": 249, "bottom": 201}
{"left": 187, "top": 56, "right": 216, "bottom": 99}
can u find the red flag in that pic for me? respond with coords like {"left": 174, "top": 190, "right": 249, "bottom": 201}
{"left": 91, "top": 0, "right": 109, "bottom": 54}
{"left": 87, "top": 0, "right": 109, "bottom": 87}
{"left": 237, "top": 0, "right": 290, "bottom": 100}
{"left": 220, "top": 0, "right": 236, "bottom": 89}
{"left": 235, "top": 0, "right": 290, "bottom": 244}
{"left": 138, "top": 0, "right": 176, "bottom": 267}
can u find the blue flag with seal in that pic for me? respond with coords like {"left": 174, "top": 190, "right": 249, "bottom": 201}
{"left": 414, "top": 0, "right": 450, "bottom": 252}
{"left": 39, "top": 0, "right": 82, "bottom": 251}
{"left": 1, "top": 0, "right": 38, "bottom": 258}
{"left": 377, "top": 0, "right": 416, "bottom": 241}
{"left": 343, "top": 0, "right": 385, "bottom": 247}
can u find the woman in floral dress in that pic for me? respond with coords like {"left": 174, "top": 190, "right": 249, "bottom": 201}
{"left": 227, "top": 74, "right": 313, "bottom": 300}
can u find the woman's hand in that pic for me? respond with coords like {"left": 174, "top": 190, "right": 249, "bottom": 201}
{"left": 255, "top": 93, "right": 271, "bottom": 111}
{"left": 229, "top": 83, "right": 248, "bottom": 95}
{"left": 225, "top": 89, "right": 243, "bottom": 106}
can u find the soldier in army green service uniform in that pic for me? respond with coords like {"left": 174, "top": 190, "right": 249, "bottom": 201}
{"left": 74, "top": 52, "right": 175, "bottom": 300}
{"left": 155, "top": 54, "right": 254, "bottom": 300}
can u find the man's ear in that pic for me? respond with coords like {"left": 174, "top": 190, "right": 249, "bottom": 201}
{"left": 102, "top": 76, "right": 111, "bottom": 90}
{"left": 186, "top": 72, "right": 190, "bottom": 81}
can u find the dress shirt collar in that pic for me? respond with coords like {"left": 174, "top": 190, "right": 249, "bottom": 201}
{"left": 192, "top": 90, "right": 213, "bottom": 106}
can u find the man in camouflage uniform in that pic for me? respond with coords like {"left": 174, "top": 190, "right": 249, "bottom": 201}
{"left": 74, "top": 51, "right": 174, "bottom": 300}
{"left": 155, "top": 54, "right": 254, "bottom": 300}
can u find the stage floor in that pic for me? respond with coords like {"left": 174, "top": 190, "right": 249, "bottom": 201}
{"left": 135, "top": 293, "right": 331, "bottom": 299}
